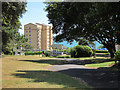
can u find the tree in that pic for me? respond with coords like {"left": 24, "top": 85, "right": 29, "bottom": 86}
{"left": 2, "top": 2, "right": 27, "bottom": 54}
{"left": 78, "top": 38, "right": 95, "bottom": 48}
{"left": 2, "top": 2, "right": 27, "bottom": 28}
{"left": 45, "top": 2, "right": 120, "bottom": 58}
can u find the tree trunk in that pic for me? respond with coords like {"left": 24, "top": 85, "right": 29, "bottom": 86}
{"left": 105, "top": 44, "right": 117, "bottom": 64}
{"left": 109, "top": 50, "right": 115, "bottom": 58}
{"left": 105, "top": 44, "right": 116, "bottom": 58}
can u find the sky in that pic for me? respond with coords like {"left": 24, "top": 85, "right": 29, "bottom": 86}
{"left": 19, "top": 2, "right": 100, "bottom": 48}
{"left": 19, "top": 2, "right": 79, "bottom": 48}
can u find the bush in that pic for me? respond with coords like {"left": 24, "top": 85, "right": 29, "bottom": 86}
{"left": 115, "top": 49, "right": 120, "bottom": 63}
{"left": 44, "top": 52, "right": 51, "bottom": 57}
{"left": 65, "top": 55, "right": 71, "bottom": 58}
{"left": 25, "top": 51, "right": 43, "bottom": 55}
{"left": 42, "top": 55, "right": 46, "bottom": 57}
{"left": 96, "top": 50, "right": 109, "bottom": 53}
{"left": 64, "top": 49, "right": 67, "bottom": 52}
{"left": 70, "top": 45, "right": 93, "bottom": 58}
{"left": 49, "top": 56, "right": 55, "bottom": 58}
{"left": 47, "top": 50, "right": 51, "bottom": 52}
{"left": 57, "top": 55, "right": 71, "bottom": 58}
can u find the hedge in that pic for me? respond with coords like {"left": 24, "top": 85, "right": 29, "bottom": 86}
{"left": 25, "top": 51, "right": 44, "bottom": 55}
{"left": 96, "top": 50, "right": 109, "bottom": 53}
{"left": 57, "top": 55, "right": 71, "bottom": 58}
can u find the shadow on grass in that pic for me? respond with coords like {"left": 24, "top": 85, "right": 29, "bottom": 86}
{"left": 19, "top": 59, "right": 67, "bottom": 65}
{"left": 58, "top": 68, "right": 119, "bottom": 88}
{"left": 19, "top": 58, "right": 115, "bottom": 65}
{"left": 12, "top": 70, "right": 88, "bottom": 88}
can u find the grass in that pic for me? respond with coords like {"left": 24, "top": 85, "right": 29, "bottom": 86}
{"left": 69, "top": 56, "right": 110, "bottom": 60}
{"left": 85, "top": 61, "right": 115, "bottom": 68}
{"left": 2, "top": 55, "right": 90, "bottom": 88}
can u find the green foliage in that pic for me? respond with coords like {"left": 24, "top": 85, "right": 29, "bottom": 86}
{"left": 2, "top": 2, "right": 27, "bottom": 28}
{"left": 25, "top": 51, "right": 43, "bottom": 55}
{"left": 45, "top": 2, "right": 120, "bottom": 58}
{"left": 57, "top": 55, "right": 71, "bottom": 58}
{"left": 78, "top": 38, "right": 95, "bottom": 48}
{"left": 2, "top": 27, "right": 28, "bottom": 54}
{"left": 2, "top": 2, "right": 27, "bottom": 54}
{"left": 47, "top": 50, "right": 51, "bottom": 52}
{"left": 53, "top": 49, "right": 57, "bottom": 51}
{"left": 63, "top": 49, "right": 67, "bottom": 52}
{"left": 57, "top": 49, "right": 62, "bottom": 52}
{"left": 49, "top": 56, "right": 55, "bottom": 58}
{"left": 70, "top": 45, "right": 93, "bottom": 58}
{"left": 96, "top": 50, "right": 109, "bottom": 53}
{"left": 42, "top": 55, "right": 46, "bottom": 57}
{"left": 44, "top": 52, "right": 50, "bottom": 57}
{"left": 115, "top": 50, "right": 120, "bottom": 63}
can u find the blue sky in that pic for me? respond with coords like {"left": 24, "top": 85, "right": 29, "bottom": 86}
{"left": 19, "top": 2, "right": 100, "bottom": 48}
{"left": 19, "top": 2, "right": 78, "bottom": 48}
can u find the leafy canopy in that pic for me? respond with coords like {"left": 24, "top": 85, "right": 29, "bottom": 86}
{"left": 45, "top": 2, "right": 120, "bottom": 58}
{"left": 2, "top": 2, "right": 27, "bottom": 54}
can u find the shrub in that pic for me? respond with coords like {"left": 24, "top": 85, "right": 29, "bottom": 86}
{"left": 64, "top": 49, "right": 67, "bottom": 52}
{"left": 25, "top": 51, "right": 43, "bottom": 55}
{"left": 69, "top": 47, "right": 76, "bottom": 57}
{"left": 42, "top": 55, "right": 46, "bottom": 57}
{"left": 44, "top": 52, "right": 51, "bottom": 57}
{"left": 57, "top": 56, "right": 64, "bottom": 58}
{"left": 96, "top": 50, "right": 109, "bottom": 53}
{"left": 47, "top": 50, "right": 51, "bottom": 52}
{"left": 57, "top": 55, "right": 71, "bottom": 58}
{"left": 70, "top": 45, "right": 93, "bottom": 58}
{"left": 65, "top": 55, "right": 71, "bottom": 58}
{"left": 115, "top": 49, "right": 120, "bottom": 63}
{"left": 49, "top": 56, "right": 55, "bottom": 58}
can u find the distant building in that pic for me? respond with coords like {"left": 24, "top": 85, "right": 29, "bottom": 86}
{"left": 24, "top": 23, "right": 53, "bottom": 50}
{"left": 51, "top": 44, "right": 68, "bottom": 50}
{"left": 50, "top": 44, "right": 68, "bottom": 56}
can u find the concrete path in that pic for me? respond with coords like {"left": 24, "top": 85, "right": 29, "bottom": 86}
{"left": 49, "top": 64, "right": 96, "bottom": 71}
{"left": 48, "top": 64, "right": 119, "bottom": 88}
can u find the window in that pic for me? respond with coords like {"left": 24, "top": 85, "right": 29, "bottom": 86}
{"left": 29, "top": 41, "right": 31, "bottom": 43}
{"left": 26, "top": 27, "right": 28, "bottom": 29}
{"left": 26, "top": 31, "right": 28, "bottom": 33}
{"left": 29, "top": 34, "right": 31, "bottom": 36}
{"left": 26, "top": 35, "right": 28, "bottom": 36}
{"left": 29, "top": 38, "right": 31, "bottom": 40}
{"left": 29, "top": 27, "right": 31, "bottom": 29}
{"left": 29, "top": 31, "right": 31, "bottom": 33}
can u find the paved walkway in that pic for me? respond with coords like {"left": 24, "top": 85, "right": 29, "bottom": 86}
{"left": 48, "top": 63, "right": 119, "bottom": 88}
{"left": 49, "top": 64, "right": 96, "bottom": 71}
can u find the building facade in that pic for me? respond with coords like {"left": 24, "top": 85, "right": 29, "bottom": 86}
{"left": 24, "top": 23, "right": 53, "bottom": 50}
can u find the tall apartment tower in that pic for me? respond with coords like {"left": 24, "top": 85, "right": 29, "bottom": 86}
{"left": 24, "top": 23, "right": 53, "bottom": 50}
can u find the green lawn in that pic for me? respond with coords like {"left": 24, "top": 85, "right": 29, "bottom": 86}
{"left": 2, "top": 55, "right": 90, "bottom": 88}
{"left": 85, "top": 61, "right": 115, "bottom": 68}
{"left": 58, "top": 56, "right": 110, "bottom": 60}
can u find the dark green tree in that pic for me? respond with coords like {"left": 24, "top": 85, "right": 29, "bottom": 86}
{"left": 78, "top": 38, "right": 95, "bottom": 48}
{"left": 2, "top": 2, "right": 27, "bottom": 54}
{"left": 45, "top": 2, "right": 120, "bottom": 58}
